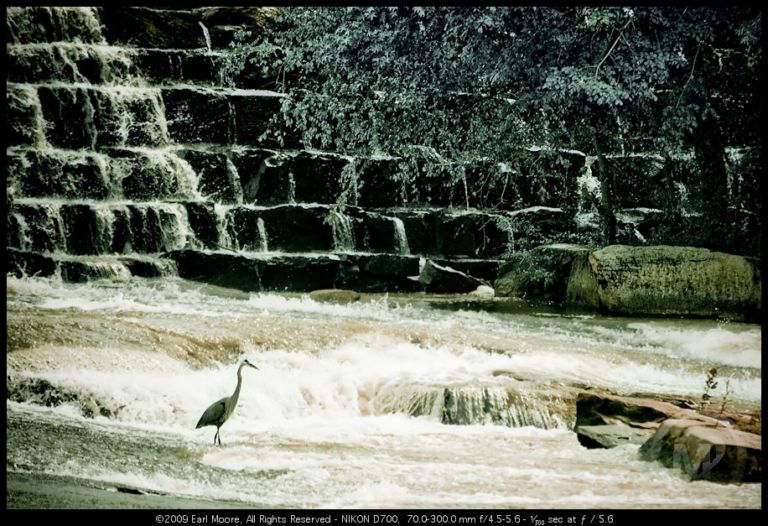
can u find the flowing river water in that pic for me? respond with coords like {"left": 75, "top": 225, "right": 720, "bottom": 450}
{"left": 5, "top": 275, "right": 762, "bottom": 508}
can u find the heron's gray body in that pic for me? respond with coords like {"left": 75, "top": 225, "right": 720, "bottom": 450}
{"left": 196, "top": 360, "right": 258, "bottom": 445}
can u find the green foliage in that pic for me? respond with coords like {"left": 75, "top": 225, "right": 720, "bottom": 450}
{"left": 331, "top": 159, "right": 360, "bottom": 213}
{"left": 700, "top": 367, "right": 735, "bottom": 420}
{"left": 229, "top": 7, "right": 760, "bottom": 155}
{"left": 702, "top": 367, "right": 719, "bottom": 404}
{"left": 517, "top": 251, "right": 560, "bottom": 294}
{"left": 223, "top": 7, "right": 761, "bottom": 245}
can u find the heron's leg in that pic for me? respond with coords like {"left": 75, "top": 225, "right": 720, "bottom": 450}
{"left": 214, "top": 428, "right": 219, "bottom": 445}
{"left": 217, "top": 431, "right": 222, "bottom": 446}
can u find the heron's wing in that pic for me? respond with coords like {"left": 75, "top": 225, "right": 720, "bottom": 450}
{"left": 196, "top": 397, "right": 227, "bottom": 428}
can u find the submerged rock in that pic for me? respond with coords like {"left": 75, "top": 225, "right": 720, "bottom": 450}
{"left": 639, "top": 418, "right": 761, "bottom": 483}
{"left": 7, "top": 376, "right": 119, "bottom": 418}
{"left": 576, "top": 423, "right": 652, "bottom": 449}
{"left": 308, "top": 289, "right": 361, "bottom": 304}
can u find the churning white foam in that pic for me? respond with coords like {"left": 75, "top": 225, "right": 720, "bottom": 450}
{"left": 628, "top": 322, "right": 761, "bottom": 369}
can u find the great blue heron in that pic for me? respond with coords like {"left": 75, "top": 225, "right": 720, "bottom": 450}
{"left": 196, "top": 359, "right": 259, "bottom": 445}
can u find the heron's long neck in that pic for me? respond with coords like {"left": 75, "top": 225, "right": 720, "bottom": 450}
{"left": 231, "top": 364, "right": 245, "bottom": 404}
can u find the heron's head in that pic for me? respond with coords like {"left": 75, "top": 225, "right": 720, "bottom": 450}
{"left": 242, "top": 359, "right": 259, "bottom": 370}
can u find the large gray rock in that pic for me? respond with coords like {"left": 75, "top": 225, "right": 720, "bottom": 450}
{"left": 574, "top": 392, "right": 715, "bottom": 450}
{"left": 232, "top": 149, "right": 288, "bottom": 204}
{"left": 258, "top": 205, "right": 335, "bottom": 252}
{"left": 162, "top": 87, "right": 232, "bottom": 144}
{"left": 134, "top": 49, "right": 216, "bottom": 86}
{"left": 417, "top": 259, "right": 488, "bottom": 293}
{"left": 576, "top": 423, "right": 652, "bottom": 449}
{"left": 567, "top": 245, "right": 761, "bottom": 321}
{"left": 168, "top": 250, "right": 263, "bottom": 291}
{"left": 639, "top": 418, "right": 761, "bottom": 483}
{"left": 184, "top": 202, "right": 219, "bottom": 249}
{"left": 118, "top": 256, "right": 177, "bottom": 278}
{"left": 101, "top": 6, "right": 274, "bottom": 49}
{"left": 575, "top": 392, "right": 707, "bottom": 427}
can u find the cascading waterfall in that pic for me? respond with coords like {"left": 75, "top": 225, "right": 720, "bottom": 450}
{"left": 10, "top": 201, "right": 67, "bottom": 253}
{"left": 8, "top": 43, "right": 138, "bottom": 86}
{"left": 218, "top": 205, "right": 268, "bottom": 252}
{"left": 96, "top": 86, "right": 170, "bottom": 147}
{"left": 198, "top": 22, "right": 213, "bottom": 55}
{"left": 330, "top": 210, "right": 355, "bottom": 252}
{"left": 156, "top": 203, "right": 198, "bottom": 251}
{"left": 224, "top": 157, "right": 244, "bottom": 204}
{"left": 213, "top": 203, "right": 235, "bottom": 250}
{"left": 102, "top": 203, "right": 133, "bottom": 253}
{"left": 8, "top": 85, "right": 49, "bottom": 147}
{"left": 287, "top": 168, "right": 297, "bottom": 203}
{"left": 256, "top": 217, "right": 269, "bottom": 252}
{"left": 8, "top": 211, "right": 31, "bottom": 252}
{"left": 371, "top": 383, "right": 568, "bottom": 429}
{"left": 391, "top": 216, "right": 410, "bottom": 255}
{"left": 7, "top": 6, "right": 106, "bottom": 45}
{"left": 89, "top": 205, "right": 117, "bottom": 254}
{"left": 110, "top": 147, "right": 202, "bottom": 201}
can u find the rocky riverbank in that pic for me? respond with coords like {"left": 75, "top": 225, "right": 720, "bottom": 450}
{"left": 573, "top": 391, "right": 761, "bottom": 483}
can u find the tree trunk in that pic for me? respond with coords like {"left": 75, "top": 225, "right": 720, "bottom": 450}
{"left": 592, "top": 136, "right": 616, "bottom": 246}
{"left": 691, "top": 116, "right": 730, "bottom": 251}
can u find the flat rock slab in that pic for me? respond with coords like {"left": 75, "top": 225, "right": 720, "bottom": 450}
{"left": 576, "top": 423, "right": 653, "bottom": 449}
{"left": 639, "top": 418, "right": 761, "bottom": 483}
{"left": 575, "top": 392, "right": 715, "bottom": 429}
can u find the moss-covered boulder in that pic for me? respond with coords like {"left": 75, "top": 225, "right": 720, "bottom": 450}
{"left": 567, "top": 245, "right": 761, "bottom": 321}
